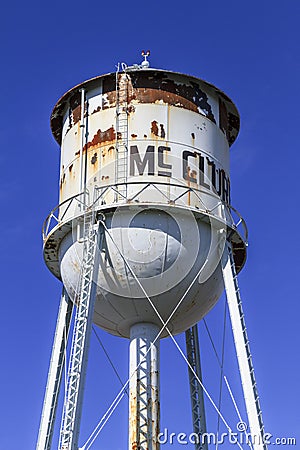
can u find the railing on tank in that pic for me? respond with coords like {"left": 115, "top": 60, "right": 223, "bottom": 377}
{"left": 42, "top": 181, "right": 248, "bottom": 245}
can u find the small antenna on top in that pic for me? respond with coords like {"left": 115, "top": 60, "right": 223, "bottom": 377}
{"left": 141, "top": 50, "right": 150, "bottom": 68}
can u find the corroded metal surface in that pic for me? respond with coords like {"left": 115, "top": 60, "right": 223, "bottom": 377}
{"left": 58, "top": 98, "right": 232, "bottom": 215}
{"left": 51, "top": 69, "right": 239, "bottom": 146}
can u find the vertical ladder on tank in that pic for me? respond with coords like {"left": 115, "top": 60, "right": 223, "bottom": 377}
{"left": 115, "top": 70, "right": 129, "bottom": 200}
{"left": 185, "top": 324, "right": 208, "bottom": 450}
{"left": 222, "top": 243, "right": 267, "bottom": 450}
{"left": 36, "top": 288, "right": 73, "bottom": 450}
{"left": 58, "top": 209, "right": 103, "bottom": 450}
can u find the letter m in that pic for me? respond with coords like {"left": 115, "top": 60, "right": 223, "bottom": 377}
{"left": 130, "top": 145, "right": 155, "bottom": 176}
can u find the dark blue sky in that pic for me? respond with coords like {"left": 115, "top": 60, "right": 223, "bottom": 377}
{"left": 0, "top": 1, "right": 299, "bottom": 449}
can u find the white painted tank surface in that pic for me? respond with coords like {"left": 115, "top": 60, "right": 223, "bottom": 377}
{"left": 44, "top": 69, "right": 247, "bottom": 338}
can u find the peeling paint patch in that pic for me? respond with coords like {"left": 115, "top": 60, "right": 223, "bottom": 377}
{"left": 219, "top": 99, "right": 228, "bottom": 137}
{"left": 92, "top": 106, "right": 101, "bottom": 114}
{"left": 130, "top": 72, "right": 216, "bottom": 123}
{"left": 219, "top": 98, "right": 240, "bottom": 144}
{"left": 228, "top": 112, "right": 240, "bottom": 144}
{"left": 131, "top": 88, "right": 200, "bottom": 113}
{"left": 84, "top": 126, "right": 116, "bottom": 151}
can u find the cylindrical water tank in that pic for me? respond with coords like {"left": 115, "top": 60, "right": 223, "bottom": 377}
{"left": 44, "top": 68, "right": 247, "bottom": 338}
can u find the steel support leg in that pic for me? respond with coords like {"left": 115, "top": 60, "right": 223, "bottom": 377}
{"left": 36, "top": 288, "right": 73, "bottom": 450}
{"left": 59, "top": 220, "right": 103, "bottom": 450}
{"left": 129, "top": 323, "right": 160, "bottom": 450}
{"left": 222, "top": 243, "right": 267, "bottom": 450}
{"left": 185, "top": 325, "right": 208, "bottom": 450}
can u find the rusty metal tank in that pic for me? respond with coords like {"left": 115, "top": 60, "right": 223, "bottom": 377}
{"left": 43, "top": 68, "right": 247, "bottom": 338}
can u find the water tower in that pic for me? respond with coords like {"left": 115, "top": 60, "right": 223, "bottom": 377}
{"left": 37, "top": 54, "right": 268, "bottom": 450}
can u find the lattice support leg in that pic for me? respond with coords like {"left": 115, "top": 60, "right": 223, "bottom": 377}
{"left": 129, "top": 323, "right": 160, "bottom": 450}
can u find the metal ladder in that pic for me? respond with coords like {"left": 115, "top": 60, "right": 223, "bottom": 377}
{"left": 115, "top": 70, "right": 129, "bottom": 200}
{"left": 222, "top": 243, "right": 267, "bottom": 450}
{"left": 185, "top": 325, "right": 208, "bottom": 450}
{"left": 58, "top": 210, "right": 103, "bottom": 450}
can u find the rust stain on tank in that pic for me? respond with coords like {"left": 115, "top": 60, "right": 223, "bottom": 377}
{"left": 137, "top": 88, "right": 200, "bottom": 112}
{"left": 191, "top": 132, "right": 195, "bottom": 149}
{"left": 151, "top": 121, "right": 159, "bottom": 136}
{"left": 101, "top": 145, "right": 115, "bottom": 167}
{"left": 132, "top": 72, "right": 215, "bottom": 121}
{"left": 97, "top": 86, "right": 215, "bottom": 119}
{"left": 127, "top": 105, "right": 135, "bottom": 114}
{"left": 130, "top": 393, "right": 138, "bottom": 450}
{"left": 187, "top": 166, "right": 197, "bottom": 183}
{"left": 104, "top": 91, "right": 117, "bottom": 110}
{"left": 83, "top": 126, "right": 116, "bottom": 151}
{"left": 60, "top": 172, "right": 66, "bottom": 187}
{"left": 91, "top": 153, "right": 97, "bottom": 164}
{"left": 53, "top": 75, "right": 217, "bottom": 144}
{"left": 72, "top": 104, "right": 81, "bottom": 124}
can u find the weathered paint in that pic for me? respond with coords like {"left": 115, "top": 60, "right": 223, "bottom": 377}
{"left": 58, "top": 95, "right": 231, "bottom": 222}
{"left": 44, "top": 67, "right": 247, "bottom": 339}
{"left": 55, "top": 70, "right": 237, "bottom": 225}
{"left": 51, "top": 70, "right": 239, "bottom": 145}
{"left": 83, "top": 126, "right": 116, "bottom": 151}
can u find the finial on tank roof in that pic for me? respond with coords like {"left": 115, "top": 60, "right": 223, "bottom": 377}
{"left": 117, "top": 50, "right": 151, "bottom": 72}
{"left": 141, "top": 50, "right": 150, "bottom": 68}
